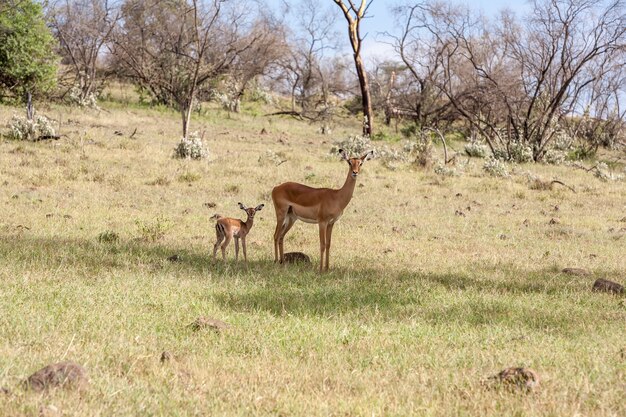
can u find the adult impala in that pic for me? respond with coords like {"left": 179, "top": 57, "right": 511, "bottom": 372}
{"left": 272, "top": 149, "right": 373, "bottom": 272}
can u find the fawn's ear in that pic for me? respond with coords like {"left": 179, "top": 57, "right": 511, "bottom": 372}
{"left": 238, "top": 202, "right": 247, "bottom": 210}
{"left": 255, "top": 204, "right": 265, "bottom": 211}
{"left": 360, "top": 150, "right": 374, "bottom": 162}
{"left": 338, "top": 148, "right": 349, "bottom": 162}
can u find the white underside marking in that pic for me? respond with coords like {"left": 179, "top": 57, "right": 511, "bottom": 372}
{"left": 295, "top": 215, "right": 318, "bottom": 224}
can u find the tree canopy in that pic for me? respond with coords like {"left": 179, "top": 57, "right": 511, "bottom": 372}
{"left": 0, "top": 0, "right": 58, "bottom": 102}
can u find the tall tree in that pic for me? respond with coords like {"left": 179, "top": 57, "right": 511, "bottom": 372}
{"left": 332, "top": 0, "right": 374, "bottom": 136}
{"left": 0, "top": 0, "right": 58, "bottom": 105}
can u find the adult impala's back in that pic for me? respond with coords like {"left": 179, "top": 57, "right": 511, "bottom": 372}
{"left": 272, "top": 149, "right": 373, "bottom": 272}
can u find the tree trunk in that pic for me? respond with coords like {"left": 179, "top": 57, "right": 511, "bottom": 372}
{"left": 182, "top": 101, "right": 192, "bottom": 139}
{"left": 26, "top": 91, "right": 33, "bottom": 121}
{"left": 354, "top": 49, "right": 373, "bottom": 136}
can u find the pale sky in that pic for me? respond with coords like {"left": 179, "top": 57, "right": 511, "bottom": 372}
{"left": 266, "top": 0, "right": 531, "bottom": 62}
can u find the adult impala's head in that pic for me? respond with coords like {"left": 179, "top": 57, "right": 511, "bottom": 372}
{"left": 339, "top": 149, "right": 374, "bottom": 179}
{"left": 238, "top": 202, "right": 264, "bottom": 218}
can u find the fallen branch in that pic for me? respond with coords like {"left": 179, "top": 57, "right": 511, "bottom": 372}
{"left": 33, "top": 135, "right": 61, "bottom": 141}
{"left": 129, "top": 128, "right": 138, "bottom": 139}
{"left": 264, "top": 111, "right": 313, "bottom": 121}
{"left": 550, "top": 180, "right": 576, "bottom": 193}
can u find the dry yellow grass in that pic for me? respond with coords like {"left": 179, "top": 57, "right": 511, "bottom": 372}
{"left": 0, "top": 100, "right": 625, "bottom": 416}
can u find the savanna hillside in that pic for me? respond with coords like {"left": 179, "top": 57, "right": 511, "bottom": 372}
{"left": 0, "top": 91, "right": 625, "bottom": 415}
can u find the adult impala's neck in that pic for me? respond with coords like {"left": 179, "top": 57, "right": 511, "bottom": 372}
{"left": 337, "top": 168, "right": 357, "bottom": 208}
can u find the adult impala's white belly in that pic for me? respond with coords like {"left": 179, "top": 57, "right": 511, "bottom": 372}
{"left": 294, "top": 214, "right": 318, "bottom": 224}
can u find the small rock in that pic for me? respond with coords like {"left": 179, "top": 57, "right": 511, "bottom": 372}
{"left": 499, "top": 234, "right": 507, "bottom": 240}
{"left": 619, "top": 217, "right": 626, "bottom": 222}
{"left": 548, "top": 218, "right": 560, "bottom": 225}
{"left": 204, "top": 202, "right": 216, "bottom": 208}
{"left": 189, "top": 317, "right": 230, "bottom": 332}
{"left": 22, "top": 361, "right": 88, "bottom": 392}
{"left": 114, "top": 130, "right": 123, "bottom": 136}
{"left": 260, "top": 128, "right": 268, "bottom": 135}
{"left": 392, "top": 226, "right": 402, "bottom": 233}
{"left": 490, "top": 367, "right": 540, "bottom": 391}
{"left": 160, "top": 351, "right": 173, "bottom": 363}
{"left": 522, "top": 219, "right": 530, "bottom": 227}
{"left": 1, "top": 387, "right": 10, "bottom": 395}
{"left": 283, "top": 252, "right": 311, "bottom": 264}
{"left": 455, "top": 193, "right": 462, "bottom": 197}
{"left": 167, "top": 254, "right": 181, "bottom": 262}
{"left": 46, "top": 213, "right": 54, "bottom": 218}
{"left": 455, "top": 210, "right": 465, "bottom": 217}
{"left": 592, "top": 279, "right": 624, "bottom": 295}
{"left": 562, "top": 268, "right": 590, "bottom": 276}
{"left": 383, "top": 248, "right": 393, "bottom": 254}
{"left": 167, "top": 254, "right": 182, "bottom": 262}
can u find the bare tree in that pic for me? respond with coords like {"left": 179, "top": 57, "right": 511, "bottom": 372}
{"left": 413, "top": 0, "right": 626, "bottom": 160}
{"left": 111, "top": 0, "right": 268, "bottom": 138}
{"left": 382, "top": 2, "right": 458, "bottom": 129}
{"left": 268, "top": 0, "right": 350, "bottom": 125}
{"left": 332, "top": 0, "right": 374, "bottom": 136}
{"left": 222, "top": 16, "right": 286, "bottom": 113}
{"left": 46, "top": 0, "right": 121, "bottom": 102}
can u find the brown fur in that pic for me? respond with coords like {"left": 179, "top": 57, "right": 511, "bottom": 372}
{"left": 272, "top": 149, "right": 372, "bottom": 272}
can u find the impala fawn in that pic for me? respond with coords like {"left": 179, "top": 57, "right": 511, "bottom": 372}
{"left": 213, "top": 202, "right": 264, "bottom": 263}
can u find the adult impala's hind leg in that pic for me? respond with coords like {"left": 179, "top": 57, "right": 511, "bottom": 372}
{"left": 278, "top": 215, "right": 297, "bottom": 264}
{"left": 273, "top": 209, "right": 287, "bottom": 263}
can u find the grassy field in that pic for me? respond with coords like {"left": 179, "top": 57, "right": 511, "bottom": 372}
{"left": 0, "top": 99, "right": 625, "bottom": 416}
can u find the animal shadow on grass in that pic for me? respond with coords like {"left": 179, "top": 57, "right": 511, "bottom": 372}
{"left": 3, "top": 236, "right": 604, "bottom": 333}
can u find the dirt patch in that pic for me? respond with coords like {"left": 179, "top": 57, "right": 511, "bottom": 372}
{"left": 592, "top": 279, "right": 624, "bottom": 295}
{"left": 189, "top": 317, "right": 231, "bottom": 332}
{"left": 487, "top": 367, "right": 540, "bottom": 392}
{"left": 22, "top": 361, "right": 88, "bottom": 392}
{"left": 283, "top": 252, "right": 311, "bottom": 264}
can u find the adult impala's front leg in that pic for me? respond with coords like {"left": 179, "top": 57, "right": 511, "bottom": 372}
{"left": 318, "top": 221, "right": 329, "bottom": 272}
{"left": 324, "top": 222, "right": 335, "bottom": 271}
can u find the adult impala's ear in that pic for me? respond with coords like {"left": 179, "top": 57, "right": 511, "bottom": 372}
{"left": 238, "top": 202, "right": 247, "bottom": 210}
{"left": 255, "top": 204, "right": 265, "bottom": 211}
{"left": 360, "top": 150, "right": 374, "bottom": 162}
{"left": 338, "top": 148, "right": 349, "bottom": 162}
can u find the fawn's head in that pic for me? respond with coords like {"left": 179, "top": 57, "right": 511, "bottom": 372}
{"left": 238, "top": 202, "right": 264, "bottom": 219}
{"left": 339, "top": 149, "right": 374, "bottom": 178}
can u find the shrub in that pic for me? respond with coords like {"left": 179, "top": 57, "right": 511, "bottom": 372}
{"left": 135, "top": 215, "right": 173, "bottom": 242}
{"left": 508, "top": 142, "right": 534, "bottom": 163}
{"left": 594, "top": 162, "right": 624, "bottom": 182}
{"left": 8, "top": 114, "right": 55, "bottom": 141}
{"left": 464, "top": 141, "right": 487, "bottom": 158}
{"left": 97, "top": 230, "right": 120, "bottom": 244}
{"left": 68, "top": 86, "right": 99, "bottom": 109}
{"left": 377, "top": 145, "right": 408, "bottom": 170}
{"left": 542, "top": 149, "right": 566, "bottom": 165}
{"left": 434, "top": 162, "right": 458, "bottom": 177}
{"left": 173, "top": 132, "right": 208, "bottom": 160}
{"left": 483, "top": 157, "right": 510, "bottom": 178}
{"left": 258, "top": 150, "right": 287, "bottom": 166}
{"left": 330, "top": 135, "right": 372, "bottom": 156}
{"left": 404, "top": 135, "right": 433, "bottom": 168}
